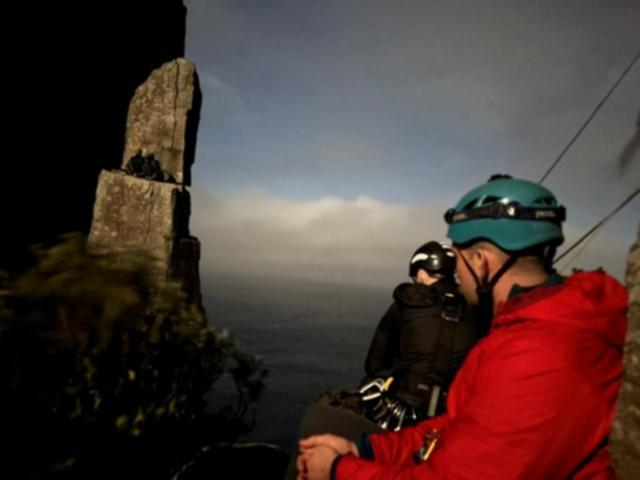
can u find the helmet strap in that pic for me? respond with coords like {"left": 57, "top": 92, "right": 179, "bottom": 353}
{"left": 458, "top": 251, "right": 518, "bottom": 337}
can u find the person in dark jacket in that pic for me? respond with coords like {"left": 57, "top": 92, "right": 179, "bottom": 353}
{"left": 284, "top": 241, "right": 477, "bottom": 480}
{"left": 359, "top": 241, "right": 479, "bottom": 430}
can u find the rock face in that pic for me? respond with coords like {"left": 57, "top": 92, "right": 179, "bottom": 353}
{"left": 89, "top": 59, "right": 203, "bottom": 308}
{"left": 122, "top": 58, "right": 201, "bottom": 186}
{"left": 2, "top": 0, "right": 187, "bottom": 271}
{"left": 626, "top": 223, "right": 640, "bottom": 330}
{"left": 610, "top": 223, "right": 640, "bottom": 479}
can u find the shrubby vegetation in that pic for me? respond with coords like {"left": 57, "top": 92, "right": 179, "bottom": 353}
{"left": 0, "top": 235, "right": 267, "bottom": 479}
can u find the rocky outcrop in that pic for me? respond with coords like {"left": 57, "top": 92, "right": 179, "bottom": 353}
{"left": 89, "top": 59, "right": 202, "bottom": 308}
{"left": 2, "top": 0, "right": 187, "bottom": 271}
{"left": 626, "top": 223, "right": 640, "bottom": 330}
{"left": 610, "top": 223, "right": 640, "bottom": 479}
{"left": 122, "top": 58, "right": 201, "bottom": 186}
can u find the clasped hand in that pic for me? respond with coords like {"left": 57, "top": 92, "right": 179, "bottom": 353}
{"left": 296, "top": 434, "right": 359, "bottom": 480}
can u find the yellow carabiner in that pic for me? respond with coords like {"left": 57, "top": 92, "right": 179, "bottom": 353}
{"left": 382, "top": 376, "right": 394, "bottom": 391}
{"left": 415, "top": 429, "right": 440, "bottom": 463}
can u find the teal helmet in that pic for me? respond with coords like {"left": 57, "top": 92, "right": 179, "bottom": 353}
{"left": 445, "top": 174, "right": 565, "bottom": 251}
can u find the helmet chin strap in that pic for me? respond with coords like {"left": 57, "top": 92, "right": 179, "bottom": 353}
{"left": 458, "top": 251, "right": 518, "bottom": 336}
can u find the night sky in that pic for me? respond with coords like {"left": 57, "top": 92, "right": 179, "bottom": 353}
{"left": 183, "top": 0, "right": 640, "bottom": 286}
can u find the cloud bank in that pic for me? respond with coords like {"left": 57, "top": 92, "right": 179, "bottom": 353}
{"left": 191, "top": 189, "right": 635, "bottom": 287}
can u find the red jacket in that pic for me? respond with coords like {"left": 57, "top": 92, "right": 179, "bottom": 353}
{"left": 335, "top": 271, "right": 628, "bottom": 479}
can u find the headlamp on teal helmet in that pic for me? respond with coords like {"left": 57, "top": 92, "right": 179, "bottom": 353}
{"left": 444, "top": 174, "right": 565, "bottom": 252}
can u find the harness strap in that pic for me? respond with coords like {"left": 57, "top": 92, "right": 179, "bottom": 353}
{"left": 429, "top": 293, "right": 463, "bottom": 415}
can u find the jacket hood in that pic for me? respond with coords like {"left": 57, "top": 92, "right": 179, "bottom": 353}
{"left": 495, "top": 271, "right": 628, "bottom": 348}
{"left": 393, "top": 279, "right": 456, "bottom": 308}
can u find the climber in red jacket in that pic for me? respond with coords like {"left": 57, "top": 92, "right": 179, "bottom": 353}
{"left": 297, "top": 174, "right": 628, "bottom": 480}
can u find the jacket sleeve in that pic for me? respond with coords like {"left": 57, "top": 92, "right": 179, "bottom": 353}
{"left": 368, "top": 413, "right": 451, "bottom": 465}
{"left": 364, "top": 303, "right": 399, "bottom": 378}
{"left": 335, "top": 337, "right": 585, "bottom": 480}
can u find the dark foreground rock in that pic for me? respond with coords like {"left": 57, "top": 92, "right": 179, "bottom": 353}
{"left": 177, "top": 443, "right": 290, "bottom": 480}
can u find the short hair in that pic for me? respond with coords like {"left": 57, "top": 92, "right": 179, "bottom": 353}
{"left": 464, "top": 241, "right": 550, "bottom": 276}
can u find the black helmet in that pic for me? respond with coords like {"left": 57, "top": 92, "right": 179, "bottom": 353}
{"left": 409, "top": 241, "right": 456, "bottom": 278}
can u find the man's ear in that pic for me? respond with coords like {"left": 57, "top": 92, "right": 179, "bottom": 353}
{"left": 472, "top": 246, "right": 492, "bottom": 280}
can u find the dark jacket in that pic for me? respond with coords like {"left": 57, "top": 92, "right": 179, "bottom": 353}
{"left": 364, "top": 279, "right": 478, "bottom": 410}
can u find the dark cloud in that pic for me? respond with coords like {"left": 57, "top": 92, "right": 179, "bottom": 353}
{"left": 184, "top": 0, "right": 640, "bottom": 281}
